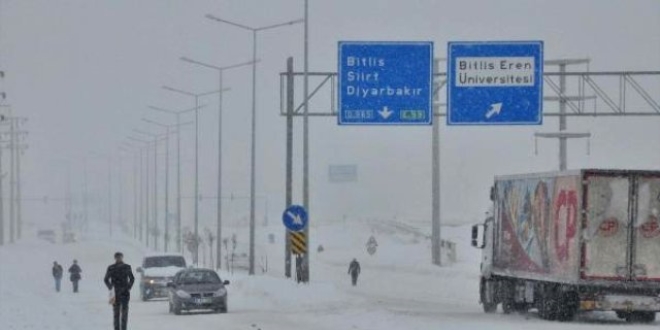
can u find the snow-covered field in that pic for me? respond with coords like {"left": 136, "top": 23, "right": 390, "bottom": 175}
{"left": 0, "top": 219, "right": 654, "bottom": 330}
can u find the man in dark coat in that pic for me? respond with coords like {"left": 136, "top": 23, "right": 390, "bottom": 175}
{"left": 348, "top": 258, "right": 361, "bottom": 286}
{"left": 68, "top": 260, "right": 82, "bottom": 293}
{"left": 104, "top": 252, "right": 135, "bottom": 330}
{"left": 52, "top": 261, "right": 63, "bottom": 292}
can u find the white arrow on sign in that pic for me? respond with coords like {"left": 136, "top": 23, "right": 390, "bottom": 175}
{"left": 287, "top": 211, "right": 303, "bottom": 225}
{"left": 485, "top": 103, "right": 503, "bottom": 119}
{"left": 378, "top": 106, "right": 393, "bottom": 119}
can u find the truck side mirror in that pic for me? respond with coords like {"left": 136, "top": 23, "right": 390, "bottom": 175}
{"left": 471, "top": 224, "right": 485, "bottom": 249}
{"left": 489, "top": 186, "right": 495, "bottom": 201}
{"left": 136, "top": 267, "right": 143, "bottom": 273}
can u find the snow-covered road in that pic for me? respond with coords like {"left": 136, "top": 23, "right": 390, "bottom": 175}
{"left": 1, "top": 221, "right": 655, "bottom": 329}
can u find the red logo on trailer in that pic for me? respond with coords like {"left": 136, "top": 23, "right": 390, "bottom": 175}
{"left": 554, "top": 189, "right": 578, "bottom": 262}
{"left": 640, "top": 216, "right": 660, "bottom": 239}
{"left": 598, "top": 218, "right": 619, "bottom": 237}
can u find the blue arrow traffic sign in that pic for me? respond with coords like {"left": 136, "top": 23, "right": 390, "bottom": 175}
{"left": 447, "top": 41, "right": 543, "bottom": 125}
{"left": 338, "top": 41, "right": 434, "bottom": 125}
{"left": 282, "top": 205, "right": 308, "bottom": 232}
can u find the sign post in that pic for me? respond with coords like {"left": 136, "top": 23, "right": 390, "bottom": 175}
{"left": 338, "top": 41, "right": 434, "bottom": 125}
{"left": 447, "top": 41, "right": 544, "bottom": 125}
{"left": 283, "top": 205, "right": 309, "bottom": 283}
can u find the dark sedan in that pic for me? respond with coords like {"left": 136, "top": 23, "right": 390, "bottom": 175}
{"left": 167, "top": 268, "right": 229, "bottom": 314}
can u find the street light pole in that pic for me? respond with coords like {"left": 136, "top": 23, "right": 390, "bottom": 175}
{"left": 108, "top": 155, "right": 113, "bottom": 237}
{"left": 180, "top": 56, "right": 254, "bottom": 269}
{"left": 134, "top": 129, "right": 174, "bottom": 251}
{"left": 143, "top": 118, "right": 193, "bottom": 252}
{"left": 135, "top": 131, "right": 159, "bottom": 250}
{"left": 128, "top": 136, "right": 151, "bottom": 247}
{"left": 161, "top": 87, "right": 224, "bottom": 265}
{"left": 122, "top": 143, "right": 139, "bottom": 239}
{"left": 147, "top": 105, "right": 202, "bottom": 253}
{"left": 205, "top": 13, "right": 304, "bottom": 275}
{"left": 302, "top": 0, "right": 311, "bottom": 282}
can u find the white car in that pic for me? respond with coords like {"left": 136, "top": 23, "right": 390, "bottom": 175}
{"left": 136, "top": 254, "right": 187, "bottom": 301}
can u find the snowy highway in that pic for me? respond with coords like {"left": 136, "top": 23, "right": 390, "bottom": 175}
{"left": 2, "top": 221, "right": 656, "bottom": 330}
{"left": 1, "top": 1, "right": 659, "bottom": 330}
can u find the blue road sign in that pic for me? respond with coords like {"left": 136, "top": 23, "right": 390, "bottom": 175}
{"left": 338, "top": 41, "right": 433, "bottom": 125}
{"left": 282, "top": 205, "right": 308, "bottom": 232}
{"left": 448, "top": 41, "right": 543, "bottom": 125}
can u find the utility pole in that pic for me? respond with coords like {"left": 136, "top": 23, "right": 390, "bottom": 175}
{"left": 142, "top": 118, "right": 191, "bottom": 252}
{"left": 2, "top": 115, "right": 29, "bottom": 241}
{"left": 65, "top": 163, "right": 72, "bottom": 229}
{"left": 139, "top": 147, "right": 144, "bottom": 242}
{"left": 164, "top": 126, "right": 170, "bottom": 252}
{"left": 145, "top": 142, "right": 150, "bottom": 247}
{"left": 108, "top": 156, "right": 113, "bottom": 237}
{"left": 536, "top": 59, "right": 592, "bottom": 170}
{"left": 122, "top": 142, "right": 139, "bottom": 239}
{"left": 0, "top": 145, "right": 4, "bottom": 246}
{"left": 148, "top": 105, "right": 202, "bottom": 253}
{"left": 431, "top": 58, "right": 442, "bottom": 266}
{"left": 161, "top": 88, "right": 221, "bottom": 264}
{"left": 9, "top": 114, "right": 15, "bottom": 243}
{"left": 180, "top": 56, "right": 252, "bottom": 269}
{"left": 153, "top": 136, "right": 158, "bottom": 250}
{"left": 83, "top": 159, "right": 88, "bottom": 231}
{"left": 118, "top": 152, "right": 124, "bottom": 235}
{"left": 284, "top": 57, "right": 294, "bottom": 278}
{"left": 129, "top": 136, "right": 152, "bottom": 247}
{"left": 205, "top": 12, "right": 304, "bottom": 275}
{"left": 302, "top": 0, "right": 311, "bottom": 282}
{"left": 176, "top": 113, "right": 181, "bottom": 253}
{"left": 15, "top": 119, "right": 24, "bottom": 240}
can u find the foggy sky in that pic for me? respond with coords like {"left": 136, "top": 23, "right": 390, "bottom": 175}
{"left": 0, "top": 0, "right": 659, "bottom": 235}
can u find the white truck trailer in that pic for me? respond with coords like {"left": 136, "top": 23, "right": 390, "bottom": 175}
{"left": 471, "top": 169, "right": 660, "bottom": 322}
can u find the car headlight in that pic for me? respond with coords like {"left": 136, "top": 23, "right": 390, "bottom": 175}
{"left": 176, "top": 290, "right": 191, "bottom": 298}
{"left": 213, "top": 288, "right": 227, "bottom": 297}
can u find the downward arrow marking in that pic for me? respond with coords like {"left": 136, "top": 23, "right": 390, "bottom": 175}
{"left": 378, "top": 106, "right": 393, "bottom": 119}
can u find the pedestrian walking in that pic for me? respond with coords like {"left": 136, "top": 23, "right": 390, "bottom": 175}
{"left": 68, "top": 260, "right": 82, "bottom": 293}
{"left": 52, "top": 261, "right": 63, "bottom": 292}
{"left": 348, "top": 258, "right": 361, "bottom": 286}
{"left": 104, "top": 252, "right": 135, "bottom": 330}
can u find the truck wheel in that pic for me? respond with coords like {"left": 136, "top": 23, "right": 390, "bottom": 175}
{"left": 538, "top": 286, "right": 558, "bottom": 320}
{"left": 500, "top": 281, "right": 515, "bottom": 314}
{"left": 480, "top": 278, "right": 498, "bottom": 313}
{"left": 501, "top": 300, "right": 513, "bottom": 314}
{"left": 640, "top": 312, "right": 656, "bottom": 323}
{"left": 483, "top": 302, "right": 498, "bottom": 313}
{"left": 173, "top": 303, "right": 182, "bottom": 315}
{"left": 626, "top": 312, "right": 656, "bottom": 323}
{"left": 513, "top": 303, "right": 529, "bottom": 313}
{"left": 556, "top": 291, "right": 579, "bottom": 322}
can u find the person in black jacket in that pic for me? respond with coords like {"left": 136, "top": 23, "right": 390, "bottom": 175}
{"left": 348, "top": 258, "right": 361, "bottom": 286}
{"left": 52, "top": 261, "right": 63, "bottom": 292}
{"left": 68, "top": 260, "right": 82, "bottom": 293}
{"left": 104, "top": 252, "right": 135, "bottom": 330}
